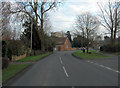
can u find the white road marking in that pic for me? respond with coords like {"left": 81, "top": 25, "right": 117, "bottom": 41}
{"left": 99, "top": 65, "right": 105, "bottom": 68}
{"left": 86, "top": 60, "right": 120, "bottom": 74}
{"left": 63, "top": 66, "right": 69, "bottom": 77}
{"left": 59, "top": 57, "right": 63, "bottom": 64}
{"left": 105, "top": 67, "right": 112, "bottom": 70}
{"left": 87, "top": 61, "right": 90, "bottom": 62}
{"left": 90, "top": 62, "right": 93, "bottom": 63}
{"left": 94, "top": 63, "right": 99, "bottom": 66}
{"left": 59, "top": 57, "right": 69, "bottom": 77}
{"left": 115, "top": 71, "right": 120, "bottom": 73}
{"left": 72, "top": 86, "right": 75, "bottom": 88}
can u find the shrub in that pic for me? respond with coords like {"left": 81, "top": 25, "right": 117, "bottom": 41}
{"left": 2, "top": 57, "right": 9, "bottom": 69}
{"left": 102, "top": 44, "right": 120, "bottom": 52}
{"left": 44, "top": 37, "right": 55, "bottom": 51}
{"left": 8, "top": 40, "right": 25, "bottom": 56}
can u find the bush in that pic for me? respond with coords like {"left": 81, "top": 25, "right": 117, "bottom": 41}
{"left": 44, "top": 37, "right": 55, "bottom": 51}
{"left": 2, "top": 57, "right": 9, "bottom": 69}
{"left": 8, "top": 40, "right": 25, "bottom": 56}
{"left": 102, "top": 44, "right": 120, "bottom": 52}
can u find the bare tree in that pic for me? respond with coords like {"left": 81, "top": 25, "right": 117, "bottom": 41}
{"left": 98, "top": 0, "right": 120, "bottom": 43}
{"left": 0, "top": 1, "right": 27, "bottom": 40}
{"left": 43, "top": 13, "right": 53, "bottom": 36}
{"left": 74, "top": 12, "right": 100, "bottom": 53}
{"left": 10, "top": 1, "right": 61, "bottom": 51}
{"left": 0, "top": 2, "right": 11, "bottom": 38}
{"left": 39, "top": 1, "right": 61, "bottom": 51}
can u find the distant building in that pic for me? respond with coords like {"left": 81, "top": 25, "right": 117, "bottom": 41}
{"left": 53, "top": 37, "right": 76, "bottom": 51}
{"left": 51, "top": 32, "right": 66, "bottom": 37}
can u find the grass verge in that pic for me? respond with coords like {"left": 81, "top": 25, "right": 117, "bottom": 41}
{"left": 73, "top": 50, "right": 110, "bottom": 59}
{"left": 16, "top": 52, "right": 52, "bottom": 62}
{"left": 2, "top": 64, "right": 28, "bottom": 82}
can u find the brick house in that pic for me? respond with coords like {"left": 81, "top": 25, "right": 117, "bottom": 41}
{"left": 53, "top": 37, "right": 76, "bottom": 51}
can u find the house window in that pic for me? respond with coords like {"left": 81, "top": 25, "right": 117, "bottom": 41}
{"left": 66, "top": 45, "right": 68, "bottom": 48}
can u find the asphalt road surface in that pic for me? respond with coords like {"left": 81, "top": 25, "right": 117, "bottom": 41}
{"left": 10, "top": 51, "right": 118, "bottom": 86}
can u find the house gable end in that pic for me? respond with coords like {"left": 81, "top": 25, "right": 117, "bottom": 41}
{"left": 64, "top": 37, "right": 72, "bottom": 47}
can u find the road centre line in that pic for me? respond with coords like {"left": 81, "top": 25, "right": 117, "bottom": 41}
{"left": 86, "top": 60, "right": 120, "bottom": 74}
{"left": 59, "top": 57, "right": 69, "bottom": 77}
{"left": 59, "top": 57, "right": 63, "bottom": 64}
{"left": 63, "top": 66, "right": 69, "bottom": 77}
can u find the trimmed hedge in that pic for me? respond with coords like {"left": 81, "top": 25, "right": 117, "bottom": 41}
{"left": 100, "top": 44, "right": 120, "bottom": 52}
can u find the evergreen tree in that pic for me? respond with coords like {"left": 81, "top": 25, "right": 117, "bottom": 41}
{"left": 66, "top": 31, "right": 72, "bottom": 43}
{"left": 21, "top": 19, "right": 41, "bottom": 50}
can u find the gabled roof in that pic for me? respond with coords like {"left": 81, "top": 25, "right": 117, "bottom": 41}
{"left": 53, "top": 37, "right": 67, "bottom": 45}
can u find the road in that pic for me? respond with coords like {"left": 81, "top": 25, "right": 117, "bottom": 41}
{"left": 10, "top": 51, "right": 118, "bottom": 86}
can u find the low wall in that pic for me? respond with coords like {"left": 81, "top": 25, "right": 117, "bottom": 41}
{"left": 71, "top": 48, "right": 76, "bottom": 51}
{"left": 12, "top": 53, "right": 26, "bottom": 62}
{"left": 63, "top": 48, "right": 76, "bottom": 51}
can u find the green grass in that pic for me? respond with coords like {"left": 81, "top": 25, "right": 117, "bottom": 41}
{"left": 2, "top": 64, "right": 28, "bottom": 82}
{"left": 73, "top": 50, "right": 110, "bottom": 59}
{"left": 16, "top": 52, "right": 52, "bottom": 62}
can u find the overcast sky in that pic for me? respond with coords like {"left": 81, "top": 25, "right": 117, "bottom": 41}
{"left": 2, "top": 0, "right": 116, "bottom": 38}
{"left": 49, "top": 0, "right": 109, "bottom": 35}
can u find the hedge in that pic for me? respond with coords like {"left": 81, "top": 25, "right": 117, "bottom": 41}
{"left": 8, "top": 40, "right": 25, "bottom": 56}
{"left": 100, "top": 43, "right": 120, "bottom": 52}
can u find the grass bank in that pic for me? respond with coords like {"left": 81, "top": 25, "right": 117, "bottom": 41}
{"left": 2, "top": 64, "right": 28, "bottom": 82}
{"left": 73, "top": 50, "right": 110, "bottom": 59}
{"left": 16, "top": 52, "right": 52, "bottom": 62}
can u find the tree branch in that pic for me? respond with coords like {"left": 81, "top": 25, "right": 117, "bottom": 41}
{"left": 43, "top": 2, "right": 56, "bottom": 14}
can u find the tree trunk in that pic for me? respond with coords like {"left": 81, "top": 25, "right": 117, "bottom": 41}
{"left": 34, "top": 2, "right": 42, "bottom": 50}
{"left": 86, "top": 35, "right": 89, "bottom": 53}
{"left": 82, "top": 32, "right": 85, "bottom": 47}
{"left": 113, "top": 8, "right": 118, "bottom": 43}
{"left": 40, "top": 4, "right": 45, "bottom": 51}
{"left": 86, "top": 28, "right": 89, "bottom": 53}
{"left": 113, "top": 30, "right": 117, "bottom": 43}
{"left": 110, "top": 29, "right": 114, "bottom": 44}
{"left": 86, "top": 47, "right": 89, "bottom": 53}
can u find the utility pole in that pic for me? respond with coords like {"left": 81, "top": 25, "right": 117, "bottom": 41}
{"left": 31, "top": 21, "right": 33, "bottom": 51}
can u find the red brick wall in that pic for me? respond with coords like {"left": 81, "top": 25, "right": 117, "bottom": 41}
{"left": 56, "top": 38, "right": 76, "bottom": 51}
{"left": 63, "top": 38, "right": 72, "bottom": 50}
